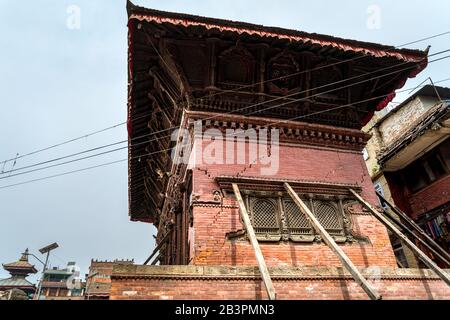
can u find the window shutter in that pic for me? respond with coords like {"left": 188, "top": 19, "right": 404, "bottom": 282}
{"left": 249, "top": 198, "right": 281, "bottom": 241}
{"left": 313, "top": 201, "right": 345, "bottom": 238}
{"left": 283, "top": 199, "right": 315, "bottom": 242}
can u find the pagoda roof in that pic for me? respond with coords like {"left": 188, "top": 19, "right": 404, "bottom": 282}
{"left": 125, "top": 1, "right": 428, "bottom": 223}
{"left": 2, "top": 249, "right": 38, "bottom": 275}
{"left": 127, "top": 1, "right": 426, "bottom": 64}
{"left": 0, "top": 276, "right": 35, "bottom": 290}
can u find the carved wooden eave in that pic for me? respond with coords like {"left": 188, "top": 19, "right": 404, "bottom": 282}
{"left": 126, "top": 1, "right": 427, "bottom": 223}
{"left": 215, "top": 176, "right": 362, "bottom": 197}
{"left": 186, "top": 110, "right": 371, "bottom": 151}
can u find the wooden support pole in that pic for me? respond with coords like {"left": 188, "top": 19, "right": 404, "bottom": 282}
{"left": 232, "top": 183, "right": 276, "bottom": 300}
{"left": 143, "top": 229, "right": 173, "bottom": 265}
{"left": 379, "top": 206, "right": 450, "bottom": 267}
{"left": 284, "top": 183, "right": 382, "bottom": 300}
{"left": 350, "top": 189, "right": 450, "bottom": 287}
{"left": 376, "top": 191, "right": 450, "bottom": 264}
{"left": 151, "top": 254, "right": 162, "bottom": 266}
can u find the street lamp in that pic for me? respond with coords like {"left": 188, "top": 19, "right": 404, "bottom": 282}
{"left": 34, "top": 242, "right": 59, "bottom": 300}
{"left": 22, "top": 251, "right": 45, "bottom": 267}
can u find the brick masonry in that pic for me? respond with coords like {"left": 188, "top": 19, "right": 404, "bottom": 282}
{"left": 114, "top": 124, "right": 449, "bottom": 299}
{"left": 190, "top": 140, "right": 397, "bottom": 268}
{"left": 110, "top": 265, "right": 450, "bottom": 300}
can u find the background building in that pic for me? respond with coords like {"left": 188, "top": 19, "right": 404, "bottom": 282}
{"left": 85, "top": 259, "right": 134, "bottom": 300}
{"left": 363, "top": 85, "right": 450, "bottom": 268}
{"left": 39, "top": 261, "right": 85, "bottom": 300}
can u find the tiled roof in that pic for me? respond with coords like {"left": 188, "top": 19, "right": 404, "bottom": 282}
{"left": 2, "top": 249, "right": 38, "bottom": 274}
{"left": 127, "top": 1, "right": 425, "bottom": 63}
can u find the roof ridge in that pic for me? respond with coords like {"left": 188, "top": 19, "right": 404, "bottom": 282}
{"left": 126, "top": 1, "right": 426, "bottom": 58}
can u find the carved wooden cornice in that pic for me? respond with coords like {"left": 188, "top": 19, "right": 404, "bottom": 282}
{"left": 186, "top": 110, "right": 370, "bottom": 151}
{"left": 192, "top": 201, "right": 238, "bottom": 209}
{"left": 215, "top": 176, "right": 362, "bottom": 197}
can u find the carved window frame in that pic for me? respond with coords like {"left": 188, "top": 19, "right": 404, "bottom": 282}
{"left": 242, "top": 190, "right": 364, "bottom": 244}
{"left": 266, "top": 51, "right": 300, "bottom": 95}
{"left": 217, "top": 45, "right": 255, "bottom": 88}
{"left": 246, "top": 196, "right": 282, "bottom": 242}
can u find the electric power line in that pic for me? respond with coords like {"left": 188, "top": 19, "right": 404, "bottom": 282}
{"left": 1, "top": 76, "right": 449, "bottom": 190}
{"left": 1, "top": 30, "right": 449, "bottom": 165}
{"left": 2, "top": 49, "right": 449, "bottom": 179}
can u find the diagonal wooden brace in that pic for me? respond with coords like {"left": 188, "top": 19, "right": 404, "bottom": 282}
{"left": 232, "top": 183, "right": 276, "bottom": 300}
{"left": 350, "top": 188, "right": 450, "bottom": 287}
{"left": 376, "top": 191, "right": 450, "bottom": 265}
{"left": 285, "top": 183, "right": 382, "bottom": 300}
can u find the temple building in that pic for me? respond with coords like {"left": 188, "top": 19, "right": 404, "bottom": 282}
{"left": 110, "top": 1, "right": 450, "bottom": 299}
{"left": 0, "top": 249, "right": 37, "bottom": 299}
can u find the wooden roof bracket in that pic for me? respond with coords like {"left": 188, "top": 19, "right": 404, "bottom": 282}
{"left": 285, "top": 183, "right": 382, "bottom": 300}
{"left": 232, "top": 183, "right": 277, "bottom": 300}
{"left": 349, "top": 189, "right": 450, "bottom": 287}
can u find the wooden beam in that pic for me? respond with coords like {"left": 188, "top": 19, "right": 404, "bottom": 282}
{"left": 151, "top": 253, "right": 162, "bottom": 265}
{"left": 284, "top": 183, "right": 382, "bottom": 300}
{"left": 350, "top": 189, "right": 450, "bottom": 287}
{"left": 377, "top": 204, "right": 450, "bottom": 267}
{"left": 143, "top": 229, "right": 173, "bottom": 265}
{"left": 376, "top": 191, "right": 450, "bottom": 264}
{"left": 232, "top": 183, "right": 276, "bottom": 300}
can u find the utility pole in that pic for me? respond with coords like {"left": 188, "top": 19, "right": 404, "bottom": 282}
{"left": 34, "top": 242, "right": 59, "bottom": 300}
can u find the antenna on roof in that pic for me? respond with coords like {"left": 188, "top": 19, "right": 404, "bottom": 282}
{"left": 407, "top": 77, "right": 443, "bottom": 102}
{"left": 428, "top": 77, "right": 443, "bottom": 102}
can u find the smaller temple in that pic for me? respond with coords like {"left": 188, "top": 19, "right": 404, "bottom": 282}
{"left": 0, "top": 249, "right": 37, "bottom": 298}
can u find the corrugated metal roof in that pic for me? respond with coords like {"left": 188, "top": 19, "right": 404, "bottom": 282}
{"left": 0, "top": 277, "right": 35, "bottom": 288}
{"left": 378, "top": 101, "right": 450, "bottom": 164}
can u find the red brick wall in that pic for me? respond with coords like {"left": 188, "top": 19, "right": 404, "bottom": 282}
{"left": 192, "top": 206, "right": 396, "bottom": 267}
{"left": 190, "top": 140, "right": 397, "bottom": 268}
{"left": 110, "top": 277, "right": 449, "bottom": 300}
{"left": 193, "top": 140, "right": 378, "bottom": 204}
{"left": 408, "top": 174, "right": 450, "bottom": 219}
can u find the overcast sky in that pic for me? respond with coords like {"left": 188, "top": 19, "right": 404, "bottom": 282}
{"left": 1, "top": 0, "right": 449, "bottom": 282}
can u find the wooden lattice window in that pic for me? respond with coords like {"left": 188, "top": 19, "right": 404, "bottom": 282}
{"left": 283, "top": 199, "right": 315, "bottom": 242}
{"left": 313, "top": 201, "right": 344, "bottom": 236}
{"left": 248, "top": 197, "right": 281, "bottom": 241}
{"left": 244, "top": 193, "right": 348, "bottom": 242}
